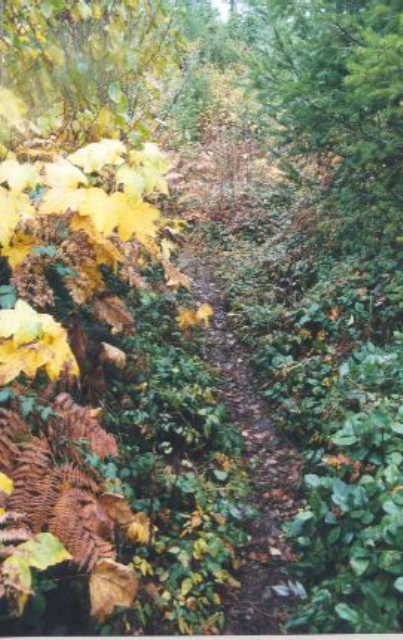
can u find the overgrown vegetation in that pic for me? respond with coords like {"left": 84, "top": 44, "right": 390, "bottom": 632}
{"left": 0, "top": 0, "right": 402, "bottom": 634}
{"left": 193, "top": 0, "right": 403, "bottom": 631}
{"left": 0, "top": 1, "right": 251, "bottom": 635}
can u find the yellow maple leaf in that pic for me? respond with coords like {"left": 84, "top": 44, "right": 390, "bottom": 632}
{"left": 40, "top": 313, "right": 80, "bottom": 380}
{"left": 176, "top": 308, "right": 198, "bottom": 330}
{"left": 160, "top": 238, "right": 176, "bottom": 260}
{"left": 38, "top": 187, "right": 82, "bottom": 215}
{"left": 0, "top": 187, "right": 34, "bottom": 247}
{"left": 196, "top": 303, "right": 213, "bottom": 327}
{"left": 1, "top": 233, "right": 39, "bottom": 268}
{"left": 74, "top": 187, "right": 119, "bottom": 236}
{"left": 126, "top": 512, "right": 151, "bottom": 545}
{"left": 129, "top": 142, "right": 170, "bottom": 174}
{"left": 0, "top": 160, "right": 40, "bottom": 193}
{"left": 128, "top": 143, "right": 170, "bottom": 195}
{"left": 140, "top": 165, "right": 169, "bottom": 196}
{"left": 69, "top": 213, "right": 123, "bottom": 269}
{"left": 40, "top": 186, "right": 158, "bottom": 248}
{"left": 0, "top": 300, "right": 79, "bottom": 384}
{"left": 44, "top": 159, "right": 88, "bottom": 190}
{"left": 114, "top": 194, "right": 160, "bottom": 243}
{"left": 0, "top": 299, "right": 43, "bottom": 347}
{"left": 68, "top": 138, "right": 126, "bottom": 173}
{"left": 177, "top": 303, "right": 213, "bottom": 330}
{"left": 115, "top": 165, "right": 146, "bottom": 199}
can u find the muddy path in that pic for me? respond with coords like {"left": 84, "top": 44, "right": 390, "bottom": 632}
{"left": 179, "top": 246, "right": 303, "bottom": 635}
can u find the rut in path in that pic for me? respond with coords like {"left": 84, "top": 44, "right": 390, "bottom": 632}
{"left": 180, "top": 247, "right": 303, "bottom": 635}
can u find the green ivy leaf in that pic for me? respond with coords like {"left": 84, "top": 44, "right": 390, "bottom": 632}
{"left": 213, "top": 470, "right": 228, "bottom": 481}
{"left": 393, "top": 577, "right": 403, "bottom": 593}
{"left": 335, "top": 602, "right": 359, "bottom": 625}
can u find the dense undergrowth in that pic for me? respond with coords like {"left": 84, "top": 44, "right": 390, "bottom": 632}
{"left": 0, "top": 2, "right": 254, "bottom": 635}
{"left": 199, "top": 181, "right": 403, "bottom": 632}
{"left": 0, "top": 0, "right": 402, "bottom": 634}
{"left": 2, "top": 279, "right": 249, "bottom": 635}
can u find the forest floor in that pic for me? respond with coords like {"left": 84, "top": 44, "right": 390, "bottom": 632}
{"left": 179, "top": 241, "right": 303, "bottom": 634}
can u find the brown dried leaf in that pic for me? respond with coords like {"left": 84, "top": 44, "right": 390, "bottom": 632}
{"left": 161, "top": 259, "right": 191, "bottom": 291}
{"left": 92, "top": 296, "right": 135, "bottom": 334}
{"left": 100, "top": 343, "right": 126, "bottom": 369}
{"left": 98, "top": 494, "right": 133, "bottom": 527}
{"left": 90, "top": 558, "right": 139, "bottom": 622}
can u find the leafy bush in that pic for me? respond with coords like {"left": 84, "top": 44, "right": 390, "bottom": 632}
{"left": 211, "top": 180, "right": 403, "bottom": 632}
{"left": 247, "top": 0, "right": 403, "bottom": 251}
{"left": 286, "top": 339, "right": 403, "bottom": 633}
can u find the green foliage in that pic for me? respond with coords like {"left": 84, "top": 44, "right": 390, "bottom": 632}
{"left": 84, "top": 283, "right": 249, "bottom": 635}
{"left": 170, "top": 67, "right": 213, "bottom": 141}
{"left": 247, "top": 0, "right": 403, "bottom": 250}
{"left": 286, "top": 339, "right": 403, "bottom": 633}
{"left": 208, "top": 177, "right": 403, "bottom": 632}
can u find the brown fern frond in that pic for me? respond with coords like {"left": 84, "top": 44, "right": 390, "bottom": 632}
{"left": 58, "top": 463, "right": 100, "bottom": 494}
{"left": 20, "top": 213, "right": 71, "bottom": 245}
{"left": 1, "top": 402, "right": 120, "bottom": 573}
{"left": 49, "top": 393, "right": 118, "bottom": 460}
{"left": 0, "top": 409, "right": 30, "bottom": 476}
{"left": 25, "top": 473, "right": 61, "bottom": 534}
{"left": 0, "top": 512, "right": 26, "bottom": 526}
{"left": 0, "top": 528, "right": 31, "bottom": 544}
{"left": 0, "top": 508, "right": 31, "bottom": 549}
{"left": 120, "top": 241, "right": 148, "bottom": 289}
{"left": 49, "top": 488, "right": 115, "bottom": 570}
{"left": 58, "top": 231, "right": 105, "bottom": 304}
{"left": 9, "top": 438, "right": 54, "bottom": 527}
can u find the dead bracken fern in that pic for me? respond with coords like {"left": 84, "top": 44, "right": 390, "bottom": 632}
{"left": 47, "top": 392, "right": 119, "bottom": 461}
{"left": 0, "top": 394, "right": 132, "bottom": 571}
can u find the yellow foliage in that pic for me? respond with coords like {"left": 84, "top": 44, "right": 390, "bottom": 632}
{"left": 176, "top": 303, "right": 214, "bottom": 330}
{"left": 196, "top": 303, "right": 214, "bottom": 327}
{"left": 0, "top": 160, "right": 40, "bottom": 193}
{"left": 116, "top": 165, "right": 146, "bottom": 199}
{"left": 127, "top": 143, "right": 170, "bottom": 196}
{"left": 115, "top": 195, "right": 160, "bottom": 244}
{"left": 0, "top": 300, "right": 79, "bottom": 385}
{"left": 132, "top": 555, "right": 154, "bottom": 576}
{"left": 68, "top": 139, "right": 126, "bottom": 173}
{"left": 126, "top": 512, "right": 151, "bottom": 545}
{"left": 0, "top": 472, "right": 14, "bottom": 496}
{"left": 0, "top": 187, "right": 34, "bottom": 247}
{"left": 1, "top": 233, "right": 39, "bottom": 268}
{"left": 2, "top": 533, "right": 71, "bottom": 615}
{"left": 40, "top": 185, "right": 160, "bottom": 248}
{"left": 44, "top": 159, "right": 88, "bottom": 190}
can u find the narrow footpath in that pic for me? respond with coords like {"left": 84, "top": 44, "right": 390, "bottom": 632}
{"left": 179, "top": 245, "right": 303, "bottom": 634}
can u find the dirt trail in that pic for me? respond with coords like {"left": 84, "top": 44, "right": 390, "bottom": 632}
{"left": 179, "top": 246, "right": 303, "bottom": 635}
